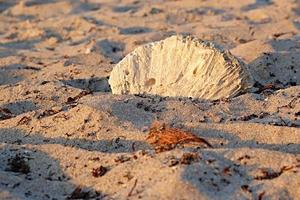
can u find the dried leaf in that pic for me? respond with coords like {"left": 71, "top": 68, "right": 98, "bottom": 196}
{"left": 146, "top": 121, "right": 212, "bottom": 153}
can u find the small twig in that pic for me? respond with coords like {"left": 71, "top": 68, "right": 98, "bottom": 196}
{"left": 278, "top": 97, "right": 298, "bottom": 111}
{"left": 66, "top": 90, "right": 93, "bottom": 104}
{"left": 127, "top": 179, "right": 138, "bottom": 197}
{"left": 23, "top": 66, "right": 41, "bottom": 71}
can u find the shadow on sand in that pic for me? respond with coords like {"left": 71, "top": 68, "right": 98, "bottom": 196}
{"left": 248, "top": 36, "right": 300, "bottom": 86}
{"left": 0, "top": 127, "right": 149, "bottom": 199}
{"left": 1, "top": 122, "right": 298, "bottom": 199}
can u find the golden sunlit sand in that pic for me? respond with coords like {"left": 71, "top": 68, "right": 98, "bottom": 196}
{"left": 0, "top": 0, "right": 299, "bottom": 199}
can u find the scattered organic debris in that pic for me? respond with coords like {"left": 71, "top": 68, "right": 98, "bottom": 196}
{"left": 23, "top": 66, "right": 41, "bottom": 71}
{"left": 136, "top": 100, "right": 164, "bottom": 113}
{"left": 35, "top": 107, "right": 62, "bottom": 119}
{"left": 7, "top": 154, "right": 30, "bottom": 174}
{"left": 92, "top": 166, "right": 108, "bottom": 177}
{"left": 254, "top": 166, "right": 294, "bottom": 180}
{"left": 237, "top": 155, "right": 251, "bottom": 161}
{"left": 222, "top": 166, "right": 232, "bottom": 176}
{"left": 114, "top": 155, "right": 131, "bottom": 163}
{"left": 111, "top": 136, "right": 126, "bottom": 149}
{"left": 241, "top": 185, "right": 251, "bottom": 193}
{"left": 17, "top": 116, "right": 31, "bottom": 125}
{"left": 277, "top": 97, "right": 299, "bottom": 110}
{"left": 127, "top": 179, "right": 138, "bottom": 197}
{"left": 212, "top": 98, "right": 231, "bottom": 105}
{"left": 272, "top": 32, "right": 294, "bottom": 38}
{"left": 67, "top": 186, "right": 96, "bottom": 199}
{"left": 237, "top": 114, "right": 259, "bottom": 121}
{"left": 0, "top": 108, "right": 14, "bottom": 120}
{"left": 255, "top": 83, "right": 283, "bottom": 93}
{"left": 146, "top": 121, "right": 212, "bottom": 153}
{"left": 180, "top": 152, "right": 200, "bottom": 165}
{"left": 168, "top": 157, "right": 179, "bottom": 167}
{"left": 66, "top": 90, "right": 92, "bottom": 104}
{"left": 89, "top": 157, "right": 100, "bottom": 162}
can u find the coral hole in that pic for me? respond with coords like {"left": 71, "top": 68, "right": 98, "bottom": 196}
{"left": 145, "top": 78, "right": 156, "bottom": 86}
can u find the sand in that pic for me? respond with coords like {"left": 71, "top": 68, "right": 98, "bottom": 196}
{"left": 0, "top": 0, "right": 299, "bottom": 199}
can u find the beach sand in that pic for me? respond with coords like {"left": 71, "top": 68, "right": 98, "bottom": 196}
{"left": 0, "top": 0, "right": 299, "bottom": 199}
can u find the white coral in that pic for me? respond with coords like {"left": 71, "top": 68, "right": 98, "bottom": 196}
{"left": 109, "top": 35, "right": 253, "bottom": 100}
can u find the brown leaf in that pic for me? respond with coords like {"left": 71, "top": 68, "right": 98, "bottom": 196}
{"left": 146, "top": 121, "right": 212, "bottom": 153}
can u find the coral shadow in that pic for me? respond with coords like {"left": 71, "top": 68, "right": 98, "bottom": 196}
{"left": 248, "top": 37, "right": 300, "bottom": 86}
{"left": 96, "top": 39, "right": 125, "bottom": 63}
{"left": 61, "top": 77, "right": 111, "bottom": 93}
